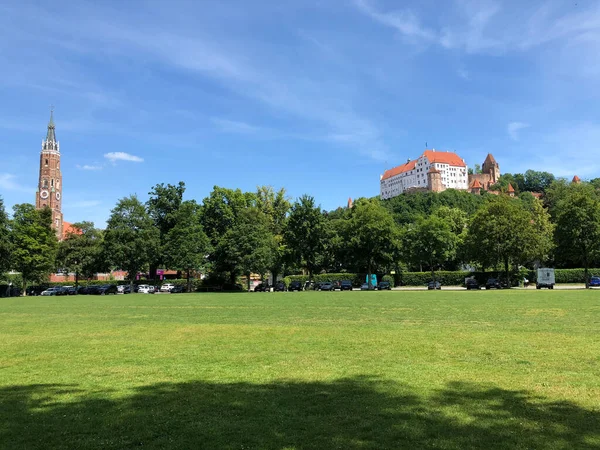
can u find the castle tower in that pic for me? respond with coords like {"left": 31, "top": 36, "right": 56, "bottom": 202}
{"left": 482, "top": 153, "right": 500, "bottom": 184}
{"left": 35, "top": 109, "right": 63, "bottom": 239}
{"left": 470, "top": 178, "right": 482, "bottom": 195}
{"left": 428, "top": 167, "right": 444, "bottom": 193}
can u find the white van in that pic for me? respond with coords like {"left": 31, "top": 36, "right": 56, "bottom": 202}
{"left": 138, "top": 284, "right": 155, "bottom": 294}
{"left": 536, "top": 268, "right": 555, "bottom": 289}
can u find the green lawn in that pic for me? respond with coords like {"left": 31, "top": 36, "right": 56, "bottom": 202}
{"left": 1, "top": 291, "right": 599, "bottom": 449}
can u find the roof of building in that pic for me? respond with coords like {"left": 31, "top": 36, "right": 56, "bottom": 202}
{"left": 62, "top": 221, "right": 82, "bottom": 240}
{"left": 483, "top": 153, "right": 497, "bottom": 165}
{"left": 46, "top": 109, "right": 57, "bottom": 143}
{"left": 572, "top": 175, "right": 581, "bottom": 183}
{"left": 422, "top": 150, "right": 466, "bottom": 167}
{"left": 381, "top": 159, "right": 417, "bottom": 180}
{"left": 507, "top": 183, "right": 515, "bottom": 192}
{"left": 470, "top": 179, "right": 482, "bottom": 189}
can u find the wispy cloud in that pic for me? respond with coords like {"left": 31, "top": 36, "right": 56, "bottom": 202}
{"left": 0, "top": 173, "right": 32, "bottom": 193}
{"left": 76, "top": 164, "right": 103, "bottom": 171}
{"left": 64, "top": 200, "right": 102, "bottom": 208}
{"left": 104, "top": 152, "right": 143, "bottom": 163}
{"left": 211, "top": 118, "right": 260, "bottom": 134}
{"left": 507, "top": 122, "right": 530, "bottom": 141}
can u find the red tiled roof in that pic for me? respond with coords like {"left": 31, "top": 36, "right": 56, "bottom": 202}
{"left": 470, "top": 179, "right": 482, "bottom": 189}
{"left": 484, "top": 153, "right": 497, "bottom": 165}
{"left": 62, "top": 221, "right": 82, "bottom": 240}
{"left": 381, "top": 159, "right": 417, "bottom": 180}
{"left": 422, "top": 150, "right": 466, "bottom": 167}
{"left": 572, "top": 175, "right": 581, "bottom": 183}
{"left": 507, "top": 183, "right": 515, "bottom": 192}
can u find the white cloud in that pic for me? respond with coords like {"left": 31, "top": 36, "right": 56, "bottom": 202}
{"left": 103, "top": 152, "right": 144, "bottom": 163}
{"left": 211, "top": 118, "right": 260, "bottom": 134}
{"left": 507, "top": 122, "right": 530, "bottom": 141}
{"left": 64, "top": 200, "right": 102, "bottom": 208}
{"left": 76, "top": 164, "right": 103, "bottom": 170}
{"left": 0, "top": 173, "right": 31, "bottom": 193}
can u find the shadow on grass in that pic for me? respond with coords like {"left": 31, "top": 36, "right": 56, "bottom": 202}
{"left": 1, "top": 378, "right": 599, "bottom": 449}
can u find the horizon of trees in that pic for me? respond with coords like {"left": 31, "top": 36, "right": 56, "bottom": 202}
{"left": 2, "top": 170, "right": 600, "bottom": 293}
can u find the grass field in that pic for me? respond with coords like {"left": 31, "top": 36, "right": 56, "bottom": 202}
{"left": 1, "top": 291, "right": 599, "bottom": 449}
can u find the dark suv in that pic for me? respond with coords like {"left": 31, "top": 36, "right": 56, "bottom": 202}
{"left": 340, "top": 280, "right": 353, "bottom": 291}
{"left": 289, "top": 281, "right": 302, "bottom": 291}
{"left": 465, "top": 279, "right": 480, "bottom": 290}
{"left": 485, "top": 278, "right": 506, "bottom": 289}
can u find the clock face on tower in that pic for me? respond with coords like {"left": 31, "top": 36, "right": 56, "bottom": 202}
{"left": 40, "top": 189, "right": 49, "bottom": 199}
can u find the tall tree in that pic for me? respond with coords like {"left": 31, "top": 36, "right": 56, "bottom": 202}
{"left": 0, "top": 198, "right": 11, "bottom": 277}
{"left": 403, "top": 215, "right": 457, "bottom": 282}
{"left": 56, "top": 222, "right": 104, "bottom": 287}
{"left": 554, "top": 183, "right": 600, "bottom": 287}
{"left": 466, "top": 196, "right": 543, "bottom": 284}
{"left": 344, "top": 199, "right": 400, "bottom": 288}
{"left": 284, "top": 195, "right": 328, "bottom": 281}
{"left": 164, "top": 201, "right": 211, "bottom": 292}
{"left": 103, "top": 196, "right": 159, "bottom": 292}
{"left": 255, "top": 186, "right": 291, "bottom": 282}
{"left": 217, "top": 208, "right": 276, "bottom": 290}
{"left": 147, "top": 182, "right": 185, "bottom": 277}
{"left": 10, "top": 204, "right": 58, "bottom": 293}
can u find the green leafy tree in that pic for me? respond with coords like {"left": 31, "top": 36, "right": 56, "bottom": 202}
{"left": 103, "top": 196, "right": 159, "bottom": 292}
{"left": 524, "top": 170, "right": 555, "bottom": 193}
{"left": 284, "top": 195, "right": 328, "bottom": 281}
{"left": 217, "top": 208, "right": 276, "bottom": 290}
{"left": 554, "top": 183, "right": 600, "bottom": 287}
{"left": 466, "top": 196, "right": 543, "bottom": 285}
{"left": 0, "top": 198, "right": 11, "bottom": 277}
{"left": 10, "top": 204, "right": 58, "bottom": 293}
{"left": 164, "top": 201, "right": 211, "bottom": 292}
{"left": 147, "top": 182, "right": 185, "bottom": 277}
{"left": 344, "top": 199, "right": 400, "bottom": 288}
{"left": 403, "top": 215, "right": 458, "bottom": 282}
{"left": 56, "top": 222, "right": 104, "bottom": 287}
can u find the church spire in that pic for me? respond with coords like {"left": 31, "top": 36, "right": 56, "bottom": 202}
{"left": 46, "top": 107, "right": 57, "bottom": 143}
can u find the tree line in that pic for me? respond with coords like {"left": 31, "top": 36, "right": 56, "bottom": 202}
{"left": 2, "top": 176, "right": 600, "bottom": 293}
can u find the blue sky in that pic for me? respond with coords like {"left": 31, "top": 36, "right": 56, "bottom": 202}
{"left": 1, "top": 0, "right": 600, "bottom": 227}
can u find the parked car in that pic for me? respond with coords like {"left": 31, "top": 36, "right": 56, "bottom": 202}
{"left": 485, "top": 278, "right": 504, "bottom": 290}
{"left": 360, "top": 283, "right": 370, "bottom": 291}
{"left": 590, "top": 276, "right": 600, "bottom": 288}
{"left": 122, "top": 284, "right": 139, "bottom": 294}
{"left": 319, "top": 282, "right": 335, "bottom": 291}
{"left": 377, "top": 281, "right": 392, "bottom": 290}
{"left": 170, "top": 285, "right": 187, "bottom": 293}
{"left": 289, "top": 281, "right": 303, "bottom": 291}
{"left": 117, "top": 285, "right": 126, "bottom": 293}
{"left": 26, "top": 286, "right": 47, "bottom": 296}
{"left": 138, "top": 284, "right": 155, "bottom": 294}
{"left": 65, "top": 286, "right": 78, "bottom": 295}
{"left": 465, "top": 279, "right": 481, "bottom": 290}
{"left": 55, "top": 286, "right": 71, "bottom": 296}
{"left": 254, "top": 283, "right": 270, "bottom": 292}
{"left": 160, "top": 283, "right": 175, "bottom": 292}
{"left": 274, "top": 281, "right": 286, "bottom": 292}
{"left": 304, "top": 281, "right": 316, "bottom": 291}
{"left": 41, "top": 287, "right": 62, "bottom": 296}
{"left": 427, "top": 281, "right": 442, "bottom": 290}
{"left": 340, "top": 280, "right": 353, "bottom": 291}
{"left": 95, "top": 284, "right": 118, "bottom": 295}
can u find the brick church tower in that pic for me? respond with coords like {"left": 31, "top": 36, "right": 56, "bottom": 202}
{"left": 35, "top": 109, "right": 63, "bottom": 239}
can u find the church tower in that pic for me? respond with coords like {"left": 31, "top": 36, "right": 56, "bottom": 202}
{"left": 35, "top": 109, "right": 63, "bottom": 239}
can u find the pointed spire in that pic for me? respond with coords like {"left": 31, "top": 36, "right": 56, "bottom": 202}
{"left": 46, "top": 106, "right": 57, "bottom": 143}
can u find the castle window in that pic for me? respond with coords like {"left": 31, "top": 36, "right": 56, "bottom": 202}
{"left": 45, "top": 159, "right": 48, "bottom": 166}
{"left": 42, "top": 180, "right": 48, "bottom": 188}
{"left": 51, "top": 179, "right": 54, "bottom": 186}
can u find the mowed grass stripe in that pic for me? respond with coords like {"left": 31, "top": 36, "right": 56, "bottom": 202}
{"left": 1, "top": 291, "right": 599, "bottom": 449}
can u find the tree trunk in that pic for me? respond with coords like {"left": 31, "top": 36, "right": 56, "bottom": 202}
{"left": 21, "top": 279, "right": 27, "bottom": 297}
{"left": 187, "top": 268, "right": 192, "bottom": 293}
{"left": 504, "top": 258, "right": 510, "bottom": 288}
{"left": 368, "top": 260, "right": 372, "bottom": 289}
{"left": 247, "top": 272, "right": 251, "bottom": 292}
{"left": 585, "top": 262, "right": 589, "bottom": 289}
{"left": 130, "top": 278, "right": 134, "bottom": 295}
{"left": 75, "top": 271, "right": 79, "bottom": 289}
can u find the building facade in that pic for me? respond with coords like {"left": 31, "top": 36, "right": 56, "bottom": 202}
{"left": 468, "top": 153, "right": 500, "bottom": 191}
{"left": 380, "top": 149, "right": 468, "bottom": 199}
{"left": 35, "top": 110, "right": 64, "bottom": 239}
